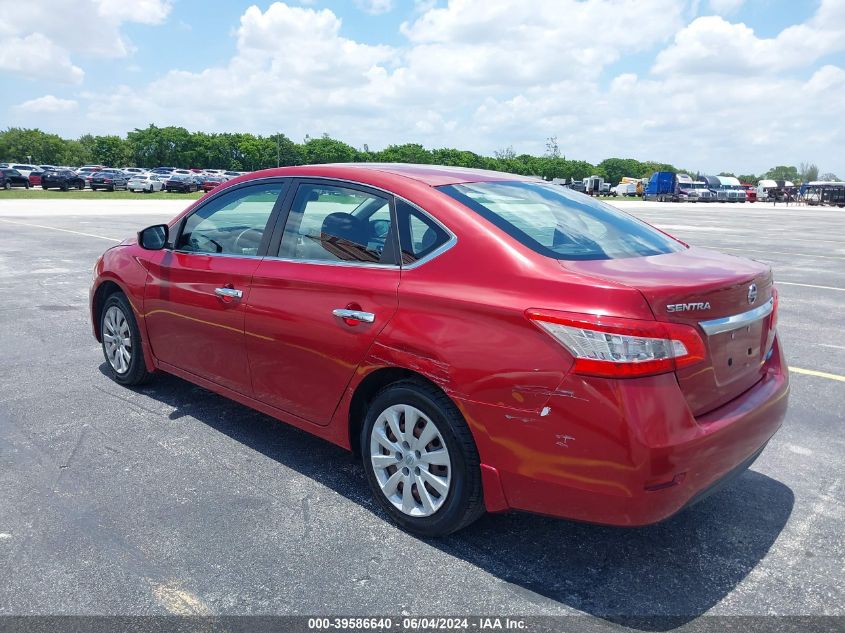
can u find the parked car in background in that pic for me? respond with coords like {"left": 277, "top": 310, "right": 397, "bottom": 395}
{"left": 128, "top": 174, "right": 164, "bottom": 193}
{"left": 643, "top": 171, "right": 678, "bottom": 201}
{"left": 164, "top": 174, "right": 199, "bottom": 193}
{"left": 10, "top": 164, "right": 39, "bottom": 179}
{"left": 90, "top": 163, "right": 788, "bottom": 536}
{"left": 201, "top": 176, "right": 226, "bottom": 192}
{"left": 91, "top": 170, "right": 129, "bottom": 191}
{"left": 1, "top": 168, "right": 31, "bottom": 189}
{"left": 41, "top": 169, "right": 86, "bottom": 190}
{"left": 741, "top": 183, "right": 757, "bottom": 202}
{"left": 122, "top": 167, "right": 148, "bottom": 177}
{"left": 28, "top": 170, "right": 44, "bottom": 187}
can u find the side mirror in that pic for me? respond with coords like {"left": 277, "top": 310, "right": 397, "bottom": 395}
{"left": 138, "top": 224, "right": 169, "bottom": 250}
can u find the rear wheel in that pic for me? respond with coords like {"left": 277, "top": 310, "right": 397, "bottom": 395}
{"left": 100, "top": 293, "right": 152, "bottom": 386}
{"left": 61, "top": 183, "right": 68, "bottom": 191}
{"left": 78, "top": 183, "right": 84, "bottom": 190}
{"left": 361, "top": 380, "right": 484, "bottom": 536}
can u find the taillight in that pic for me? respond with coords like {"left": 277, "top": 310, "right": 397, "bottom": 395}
{"left": 526, "top": 309, "right": 706, "bottom": 378}
{"left": 770, "top": 286, "right": 779, "bottom": 332}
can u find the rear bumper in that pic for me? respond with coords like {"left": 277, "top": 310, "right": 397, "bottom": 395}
{"left": 460, "top": 336, "right": 789, "bottom": 526}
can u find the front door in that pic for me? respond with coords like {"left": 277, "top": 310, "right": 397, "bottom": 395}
{"left": 246, "top": 180, "right": 401, "bottom": 424}
{"left": 143, "top": 181, "right": 286, "bottom": 394}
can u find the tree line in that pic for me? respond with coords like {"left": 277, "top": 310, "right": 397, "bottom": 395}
{"left": 0, "top": 126, "right": 836, "bottom": 184}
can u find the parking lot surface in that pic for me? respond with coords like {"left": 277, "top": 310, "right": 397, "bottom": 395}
{"left": 0, "top": 198, "right": 842, "bottom": 629}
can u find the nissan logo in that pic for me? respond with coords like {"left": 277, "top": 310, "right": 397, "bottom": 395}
{"left": 747, "top": 283, "right": 758, "bottom": 304}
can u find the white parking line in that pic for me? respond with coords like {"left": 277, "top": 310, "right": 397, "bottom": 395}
{"left": 0, "top": 218, "right": 121, "bottom": 242}
{"left": 777, "top": 281, "right": 845, "bottom": 292}
{"left": 717, "top": 247, "right": 845, "bottom": 261}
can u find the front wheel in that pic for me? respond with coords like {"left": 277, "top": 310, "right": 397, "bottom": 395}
{"left": 100, "top": 293, "right": 152, "bottom": 386}
{"left": 361, "top": 380, "right": 484, "bottom": 536}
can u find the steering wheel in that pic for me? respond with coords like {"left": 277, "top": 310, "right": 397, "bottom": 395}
{"left": 233, "top": 227, "right": 264, "bottom": 252}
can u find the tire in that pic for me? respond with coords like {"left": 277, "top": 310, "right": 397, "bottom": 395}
{"left": 361, "top": 379, "right": 484, "bottom": 537}
{"left": 78, "top": 183, "right": 84, "bottom": 190}
{"left": 61, "top": 183, "right": 68, "bottom": 191}
{"left": 25, "top": 182, "right": 30, "bottom": 189}
{"left": 100, "top": 292, "right": 152, "bottom": 386}
{"left": 108, "top": 185, "right": 115, "bottom": 192}
{"left": 42, "top": 185, "right": 49, "bottom": 190}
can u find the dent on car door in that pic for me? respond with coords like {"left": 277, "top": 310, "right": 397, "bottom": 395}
{"left": 143, "top": 181, "right": 286, "bottom": 394}
{"left": 245, "top": 180, "right": 401, "bottom": 425}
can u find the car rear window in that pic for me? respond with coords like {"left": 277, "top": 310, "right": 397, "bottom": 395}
{"left": 438, "top": 181, "right": 685, "bottom": 260}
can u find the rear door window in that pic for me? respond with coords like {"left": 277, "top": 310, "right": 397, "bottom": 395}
{"left": 277, "top": 183, "right": 396, "bottom": 265}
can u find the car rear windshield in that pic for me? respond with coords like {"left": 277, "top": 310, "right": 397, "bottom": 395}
{"left": 438, "top": 181, "right": 685, "bottom": 260}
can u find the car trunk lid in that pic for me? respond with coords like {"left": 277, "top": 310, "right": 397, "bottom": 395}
{"left": 562, "top": 247, "right": 776, "bottom": 416}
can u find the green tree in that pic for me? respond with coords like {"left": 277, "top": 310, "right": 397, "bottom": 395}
{"left": 597, "top": 158, "right": 645, "bottom": 185}
{"left": 764, "top": 165, "right": 800, "bottom": 182}
{"left": 798, "top": 162, "right": 819, "bottom": 182}
{"left": 90, "top": 135, "right": 129, "bottom": 167}
{"left": 431, "top": 148, "right": 485, "bottom": 168}
{"left": 302, "top": 134, "right": 359, "bottom": 164}
{"left": 737, "top": 174, "right": 759, "bottom": 185}
{"left": 373, "top": 143, "right": 433, "bottom": 164}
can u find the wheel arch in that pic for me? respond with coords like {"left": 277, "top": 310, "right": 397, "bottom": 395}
{"left": 347, "top": 367, "right": 446, "bottom": 456}
{"left": 91, "top": 279, "right": 125, "bottom": 341}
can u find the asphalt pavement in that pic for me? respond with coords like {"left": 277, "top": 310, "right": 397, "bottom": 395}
{"left": 0, "top": 198, "right": 842, "bottom": 630}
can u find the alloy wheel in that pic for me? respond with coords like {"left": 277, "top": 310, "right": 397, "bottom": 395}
{"left": 103, "top": 305, "right": 132, "bottom": 374}
{"left": 369, "top": 404, "right": 452, "bottom": 517}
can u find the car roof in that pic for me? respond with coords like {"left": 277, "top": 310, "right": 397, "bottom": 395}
{"left": 243, "top": 163, "right": 537, "bottom": 187}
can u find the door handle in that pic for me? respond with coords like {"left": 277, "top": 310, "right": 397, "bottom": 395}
{"left": 332, "top": 308, "right": 375, "bottom": 324}
{"left": 214, "top": 287, "right": 243, "bottom": 300}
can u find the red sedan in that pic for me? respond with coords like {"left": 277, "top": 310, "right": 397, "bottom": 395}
{"left": 90, "top": 164, "right": 789, "bottom": 536}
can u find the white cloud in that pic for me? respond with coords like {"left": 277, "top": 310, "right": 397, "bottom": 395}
{"left": 354, "top": 0, "right": 395, "bottom": 15}
{"left": 6, "top": 0, "right": 844, "bottom": 176}
{"left": 0, "top": 33, "right": 84, "bottom": 83}
{"left": 655, "top": 0, "right": 845, "bottom": 75}
{"left": 0, "top": 0, "right": 172, "bottom": 82}
{"left": 15, "top": 95, "right": 79, "bottom": 113}
{"left": 707, "top": 0, "right": 744, "bottom": 14}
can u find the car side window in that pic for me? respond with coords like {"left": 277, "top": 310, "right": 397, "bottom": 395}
{"left": 395, "top": 199, "right": 451, "bottom": 264}
{"left": 176, "top": 183, "right": 284, "bottom": 256}
{"left": 278, "top": 183, "right": 394, "bottom": 264}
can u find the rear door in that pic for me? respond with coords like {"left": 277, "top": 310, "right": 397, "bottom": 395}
{"left": 143, "top": 181, "right": 287, "bottom": 394}
{"left": 245, "top": 179, "right": 401, "bottom": 424}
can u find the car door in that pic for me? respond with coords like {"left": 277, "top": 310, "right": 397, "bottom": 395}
{"left": 143, "top": 181, "right": 287, "bottom": 395}
{"left": 245, "top": 179, "right": 401, "bottom": 424}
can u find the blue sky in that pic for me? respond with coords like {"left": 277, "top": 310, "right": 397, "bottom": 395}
{"left": 1, "top": 0, "right": 843, "bottom": 176}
